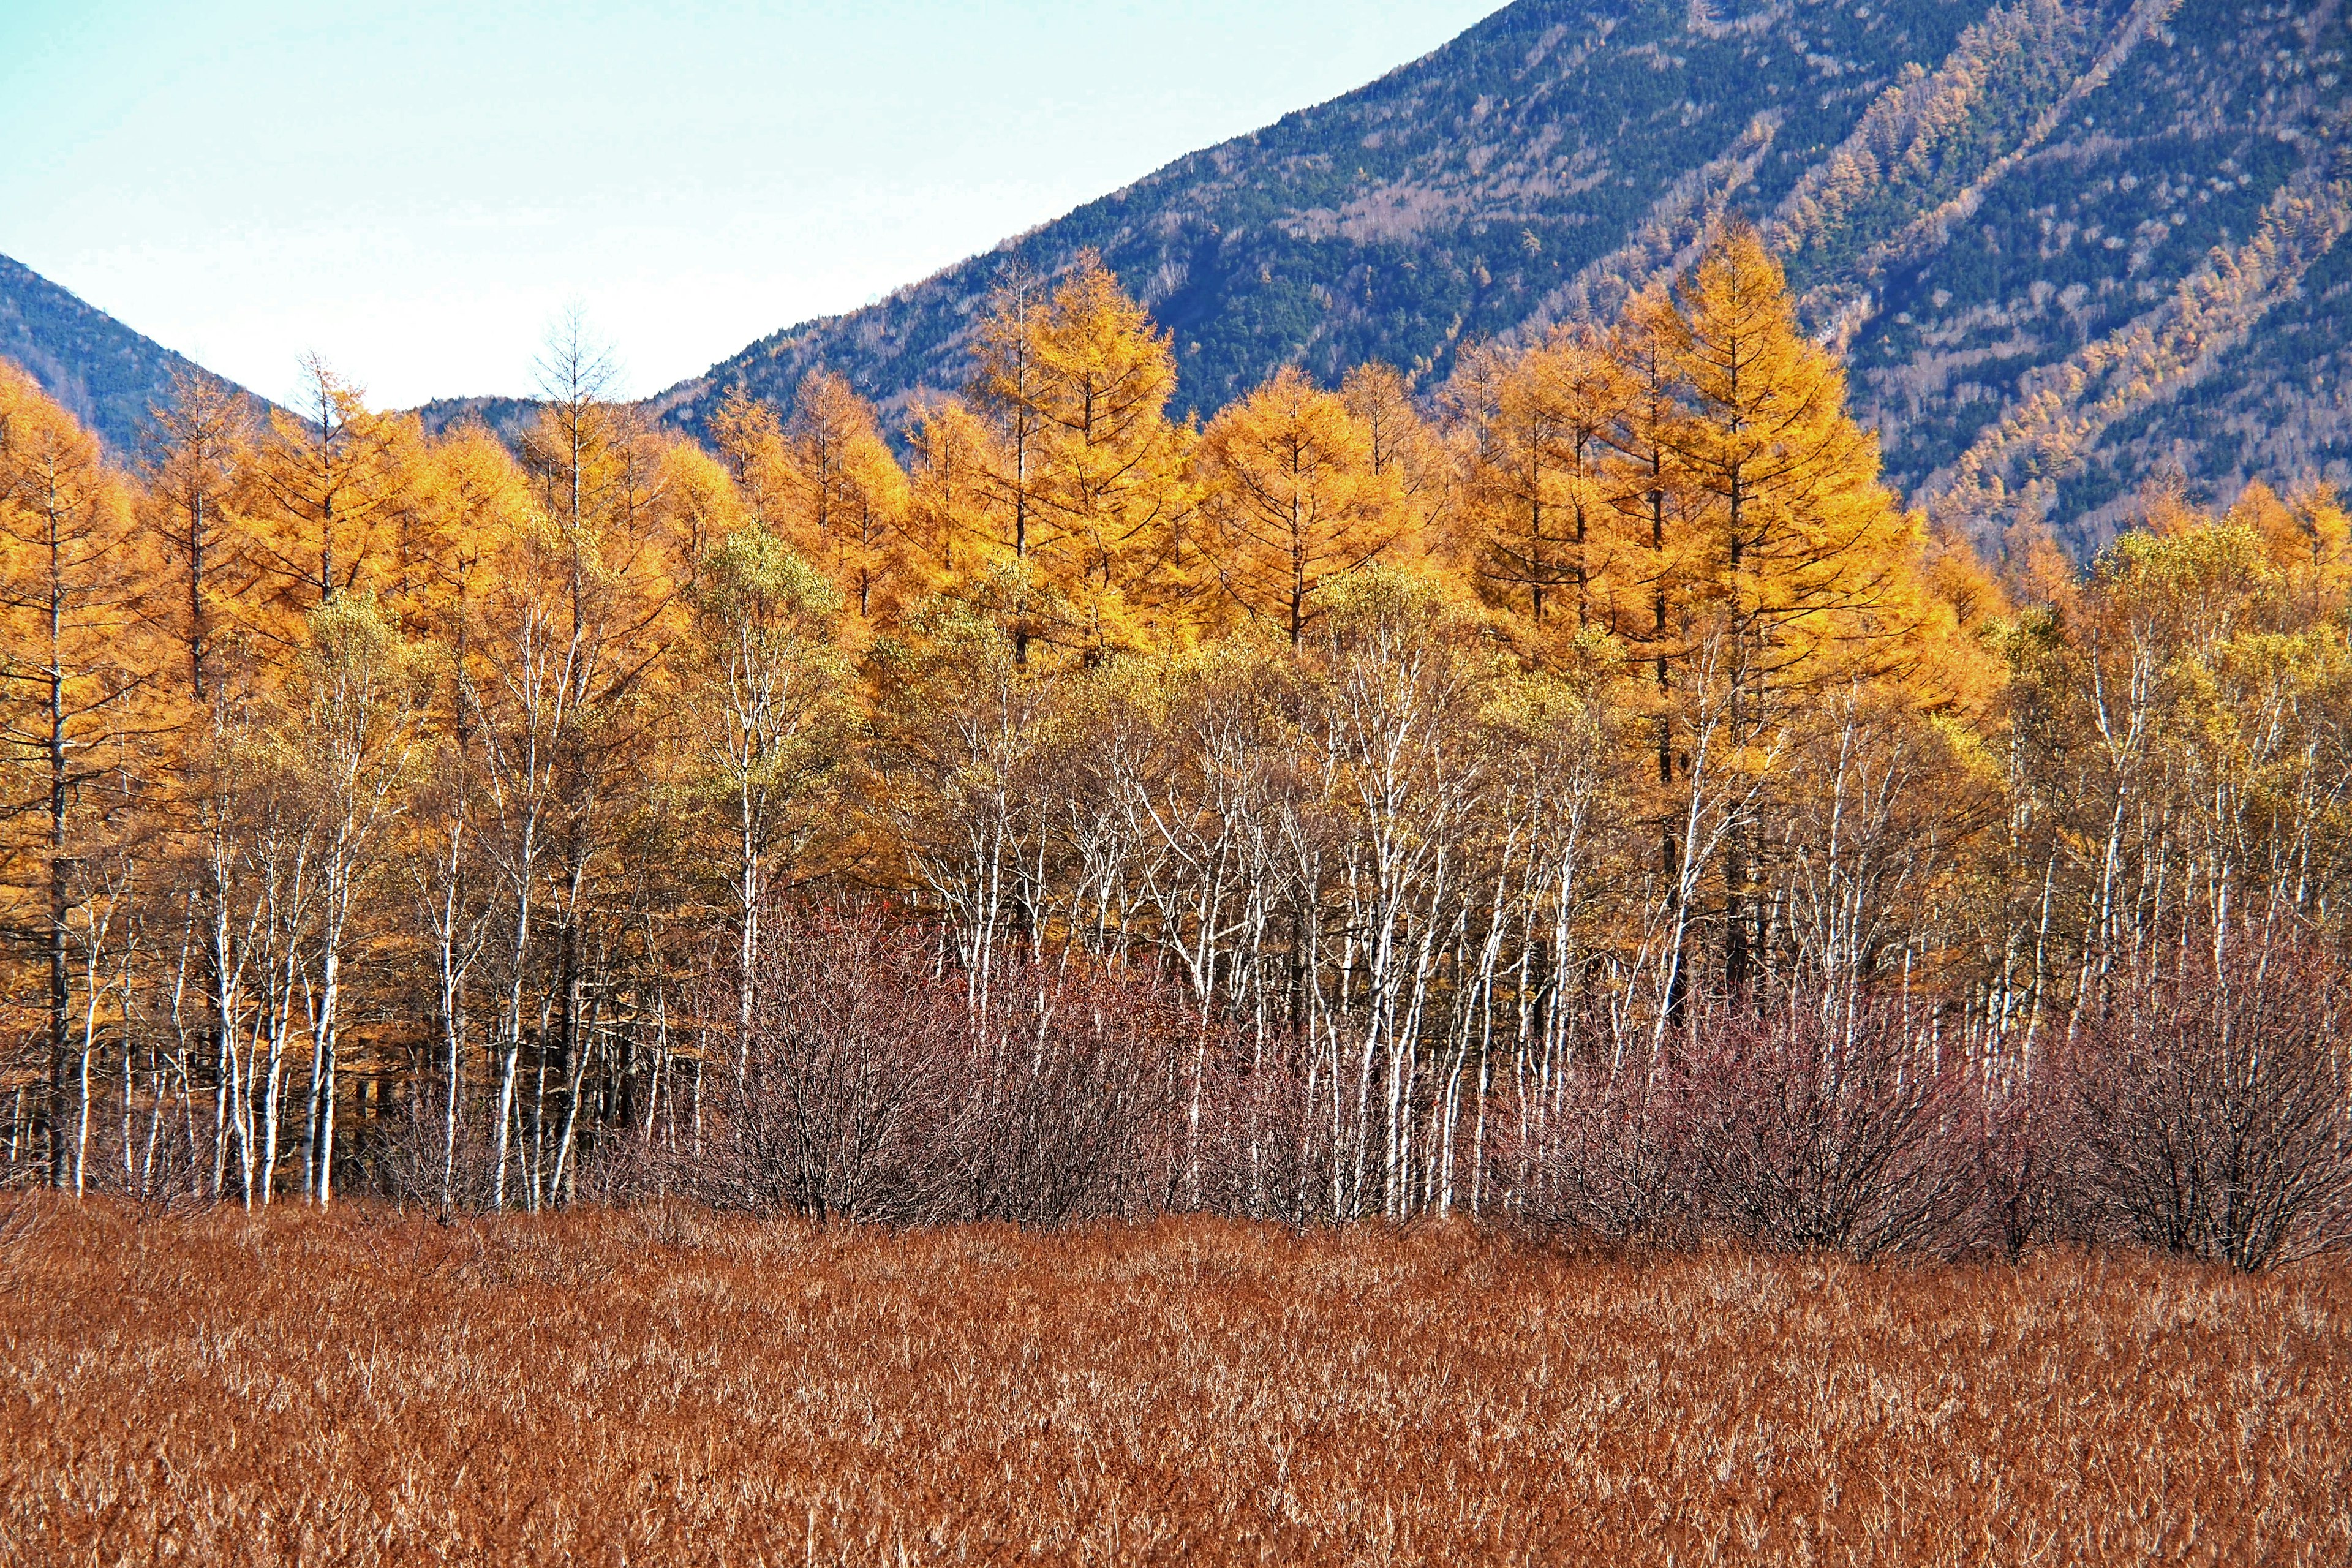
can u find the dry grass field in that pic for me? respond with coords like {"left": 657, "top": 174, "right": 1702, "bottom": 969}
{"left": 0, "top": 1200, "right": 2345, "bottom": 1566}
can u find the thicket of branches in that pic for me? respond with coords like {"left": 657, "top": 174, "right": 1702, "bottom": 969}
{"left": 537, "top": 907, "right": 2344, "bottom": 1269}
{"left": 4, "top": 227, "right": 2349, "bottom": 1267}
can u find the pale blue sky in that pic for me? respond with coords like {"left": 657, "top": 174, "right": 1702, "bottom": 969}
{"left": 0, "top": 1, "right": 1501, "bottom": 409}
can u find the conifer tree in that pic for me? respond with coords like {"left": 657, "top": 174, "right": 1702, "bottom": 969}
{"left": 1340, "top": 363, "right": 1450, "bottom": 548}
{"left": 0, "top": 365, "right": 159, "bottom": 1188}
{"left": 969, "top": 271, "right": 1052, "bottom": 566}
{"left": 1458, "top": 326, "right": 1628, "bottom": 628}
{"left": 141, "top": 368, "right": 253, "bottom": 700}
{"left": 969, "top": 255, "right": 1190, "bottom": 661}
{"left": 1666, "top": 223, "right": 1921, "bottom": 692}
{"left": 247, "top": 356, "right": 414, "bottom": 623}
{"left": 778, "top": 372, "right": 914, "bottom": 624}
{"left": 903, "top": 394, "right": 1006, "bottom": 581}
{"left": 1661, "top": 223, "right": 1938, "bottom": 989}
{"left": 709, "top": 386, "right": 793, "bottom": 529}
{"left": 1196, "top": 367, "right": 1406, "bottom": 646}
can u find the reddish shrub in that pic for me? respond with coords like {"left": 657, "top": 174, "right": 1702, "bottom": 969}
{"left": 2067, "top": 932, "right": 2352, "bottom": 1270}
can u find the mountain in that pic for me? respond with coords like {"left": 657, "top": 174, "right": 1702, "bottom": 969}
{"left": 413, "top": 394, "right": 546, "bottom": 447}
{"left": 654, "top": 0, "right": 2352, "bottom": 556}
{"left": 0, "top": 252, "right": 255, "bottom": 458}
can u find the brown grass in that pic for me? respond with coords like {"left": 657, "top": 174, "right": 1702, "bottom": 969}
{"left": 1, "top": 1200, "right": 2345, "bottom": 1566}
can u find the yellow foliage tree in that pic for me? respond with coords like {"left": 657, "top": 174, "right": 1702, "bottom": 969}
{"left": 0, "top": 365, "right": 159, "bottom": 1188}
{"left": 1664, "top": 222, "right": 1927, "bottom": 693}
{"left": 1661, "top": 222, "right": 1972, "bottom": 986}
{"left": 1196, "top": 367, "right": 1408, "bottom": 646}
{"left": 903, "top": 394, "right": 1006, "bottom": 582}
{"left": 141, "top": 368, "right": 254, "bottom": 700}
{"left": 2227, "top": 480, "right": 2351, "bottom": 611}
{"left": 1457, "top": 325, "right": 1629, "bottom": 628}
{"left": 387, "top": 420, "right": 538, "bottom": 649}
{"left": 970, "top": 255, "right": 1191, "bottom": 661}
{"left": 708, "top": 386, "right": 793, "bottom": 530}
{"left": 1340, "top": 363, "right": 1452, "bottom": 550}
{"left": 777, "top": 372, "right": 915, "bottom": 624}
{"left": 245, "top": 356, "right": 417, "bottom": 628}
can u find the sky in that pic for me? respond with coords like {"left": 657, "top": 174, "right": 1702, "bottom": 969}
{"left": 0, "top": 1, "right": 1501, "bottom": 410}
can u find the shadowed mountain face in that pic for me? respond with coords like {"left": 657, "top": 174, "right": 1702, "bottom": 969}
{"left": 655, "top": 0, "right": 2352, "bottom": 555}
{"left": 0, "top": 254, "right": 255, "bottom": 459}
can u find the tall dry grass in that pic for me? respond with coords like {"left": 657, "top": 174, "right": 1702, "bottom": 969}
{"left": 1, "top": 1199, "right": 2345, "bottom": 1565}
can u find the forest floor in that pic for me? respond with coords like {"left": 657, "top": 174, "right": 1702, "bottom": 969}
{"left": 0, "top": 1199, "right": 2345, "bottom": 1566}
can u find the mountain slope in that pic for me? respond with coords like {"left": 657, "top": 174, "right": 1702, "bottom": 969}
{"left": 413, "top": 394, "right": 546, "bottom": 447}
{"left": 0, "top": 253, "right": 251, "bottom": 458}
{"left": 1833, "top": 0, "right": 2352, "bottom": 551}
{"left": 657, "top": 0, "right": 2352, "bottom": 554}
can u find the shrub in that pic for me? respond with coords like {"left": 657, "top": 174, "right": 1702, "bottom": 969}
{"left": 2068, "top": 932, "right": 2352, "bottom": 1270}
{"left": 1676, "top": 996, "right": 1975, "bottom": 1260}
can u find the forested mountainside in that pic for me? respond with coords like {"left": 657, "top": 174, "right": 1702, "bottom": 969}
{"left": 0, "top": 253, "right": 248, "bottom": 457}
{"left": 412, "top": 394, "right": 546, "bottom": 447}
{"left": 655, "top": 0, "right": 2351, "bottom": 556}
{"left": 9, "top": 1, "right": 2342, "bottom": 550}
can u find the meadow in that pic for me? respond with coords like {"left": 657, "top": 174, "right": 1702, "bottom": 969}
{"left": 1, "top": 1199, "right": 2345, "bottom": 1566}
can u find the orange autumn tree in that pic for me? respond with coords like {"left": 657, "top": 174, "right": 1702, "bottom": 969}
{"left": 2226, "top": 479, "right": 2352, "bottom": 612}
{"left": 968, "top": 255, "right": 1191, "bottom": 661}
{"left": 1457, "top": 325, "right": 1630, "bottom": 630}
{"left": 902, "top": 393, "right": 1008, "bottom": 586}
{"left": 1657, "top": 222, "right": 1980, "bottom": 990}
{"left": 708, "top": 386, "right": 793, "bottom": 530}
{"left": 1340, "top": 363, "right": 1450, "bottom": 538}
{"left": 141, "top": 367, "right": 255, "bottom": 701}
{"left": 0, "top": 364, "right": 161, "bottom": 1190}
{"left": 1664, "top": 223, "right": 1932, "bottom": 696}
{"left": 713, "top": 374, "right": 916, "bottom": 627}
{"left": 1195, "top": 367, "right": 1408, "bottom": 646}
{"left": 244, "top": 356, "right": 417, "bottom": 630}
{"left": 777, "top": 372, "right": 915, "bottom": 625}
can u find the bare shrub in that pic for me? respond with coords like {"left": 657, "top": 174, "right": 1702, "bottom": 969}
{"left": 1676, "top": 996, "right": 1974, "bottom": 1260}
{"left": 375, "top": 1084, "right": 515, "bottom": 1215}
{"left": 2070, "top": 932, "right": 2352, "bottom": 1270}
{"left": 1959, "top": 1069, "right": 2079, "bottom": 1261}
{"left": 159, "top": 895, "right": 2347, "bottom": 1272}
{"left": 1510, "top": 1047, "right": 1692, "bottom": 1244}
{"left": 1191, "top": 1028, "right": 1339, "bottom": 1223}
{"left": 702, "top": 907, "right": 968, "bottom": 1223}
{"left": 685, "top": 907, "right": 1202, "bottom": 1226}
{"left": 939, "top": 960, "right": 1188, "bottom": 1225}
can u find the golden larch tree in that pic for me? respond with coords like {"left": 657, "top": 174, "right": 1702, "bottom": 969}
{"left": 141, "top": 368, "right": 254, "bottom": 700}
{"left": 1457, "top": 325, "right": 1629, "bottom": 628}
{"left": 973, "top": 255, "right": 1191, "bottom": 661}
{"left": 0, "top": 366, "right": 160, "bottom": 1189}
{"left": 1665, "top": 223, "right": 1924, "bottom": 693}
{"left": 777, "top": 372, "right": 914, "bottom": 625}
{"left": 246, "top": 356, "right": 416, "bottom": 626}
{"left": 1340, "top": 362, "right": 1452, "bottom": 552}
{"left": 709, "top": 386, "right": 793, "bottom": 530}
{"left": 1196, "top": 367, "right": 1408, "bottom": 646}
{"left": 1661, "top": 222, "right": 1951, "bottom": 989}
{"left": 903, "top": 394, "right": 1007, "bottom": 583}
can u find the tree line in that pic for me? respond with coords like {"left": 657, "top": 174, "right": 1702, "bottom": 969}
{"left": 4, "top": 226, "right": 2347, "bottom": 1263}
